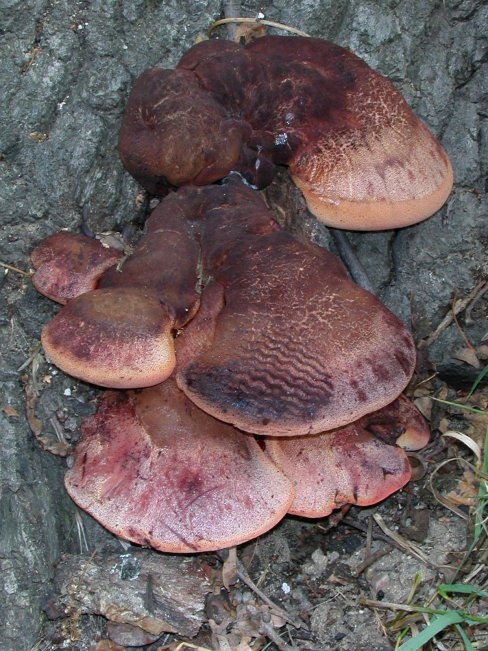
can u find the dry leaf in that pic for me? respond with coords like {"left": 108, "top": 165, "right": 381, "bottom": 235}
{"left": 445, "top": 469, "right": 479, "bottom": 507}
{"left": 1, "top": 405, "right": 18, "bottom": 417}
{"left": 23, "top": 375, "right": 71, "bottom": 456}
{"left": 234, "top": 22, "right": 266, "bottom": 43}
{"left": 93, "top": 641, "right": 125, "bottom": 651}
{"left": 413, "top": 396, "right": 432, "bottom": 420}
{"left": 222, "top": 547, "right": 238, "bottom": 590}
{"left": 452, "top": 347, "right": 481, "bottom": 368}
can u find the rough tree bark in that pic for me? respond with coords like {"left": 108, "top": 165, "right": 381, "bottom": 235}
{"left": 0, "top": 1, "right": 486, "bottom": 649}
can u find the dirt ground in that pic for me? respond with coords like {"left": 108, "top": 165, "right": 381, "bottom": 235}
{"left": 1, "top": 1, "right": 487, "bottom": 650}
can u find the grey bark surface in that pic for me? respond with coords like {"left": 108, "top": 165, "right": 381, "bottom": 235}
{"left": 46, "top": 552, "right": 210, "bottom": 638}
{"left": 0, "top": 1, "right": 486, "bottom": 650}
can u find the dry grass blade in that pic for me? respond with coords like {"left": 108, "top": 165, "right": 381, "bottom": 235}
{"left": 171, "top": 644, "right": 214, "bottom": 651}
{"left": 429, "top": 457, "right": 472, "bottom": 521}
{"left": 372, "top": 514, "right": 447, "bottom": 569}
{"left": 0, "top": 260, "right": 32, "bottom": 276}
{"left": 429, "top": 429, "right": 488, "bottom": 539}
{"left": 442, "top": 431, "right": 482, "bottom": 461}
{"left": 74, "top": 510, "right": 89, "bottom": 553}
{"left": 208, "top": 17, "right": 310, "bottom": 38}
{"left": 360, "top": 597, "right": 433, "bottom": 615}
{"left": 17, "top": 343, "right": 42, "bottom": 373}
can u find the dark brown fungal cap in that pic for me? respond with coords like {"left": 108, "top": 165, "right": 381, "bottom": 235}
{"left": 264, "top": 395, "right": 427, "bottom": 518}
{"left": 172, "top": 180, "right": 416, "bottom": 436}
{"left": 41, "top": 287, "right": 175, "bottom": 388}
{"left": 120, "top": 35, "right": 452, "bottom": 229}
{"left": 99, "top": 211, "right": 200, "bottom": 328}
{"left": 118, "top": 68, "right": 250, "bottom": 194}
{"left": 64, "top": 378, "right": 293, "bottom": 553}
{"left": 31, "top": 231, "right": 122, "bottom": 304}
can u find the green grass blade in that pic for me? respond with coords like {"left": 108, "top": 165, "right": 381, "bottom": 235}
{"left": 430, "top": 397, "right": 485, "bottom": 414}
{"left": 438, "top": 583, "right": 488, "bottom": 599}
{"left": 467, "top": 363, "right": 488, "bottom": 398}
{"left": 397, "top": 612, "right": 474, "bottom": 651}
{"left": 454, "top": 623, "right": 475, "bottom": 651}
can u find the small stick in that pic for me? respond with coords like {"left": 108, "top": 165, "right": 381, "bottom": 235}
{"left": 236, "top": 560, "right": 302, "bottom": 628}
{"left": 451, "top": 293, "right": 475, "bottom": 351}
{"left": 223, "top": 0, "right": 241, "bottom": 40}
{"left": 49, "top": 415, "right": 69, "bottom": 446}
{"left": 419, "top": 280, "right": 486, "bottom": 349}
{"left": 465, "top": 279, "right": 488, "bottom": 324}
{"left": 17, "top": 344, "right": 41, "bottom": 373}
{"left": 355, "top": 548, "right": 392, "bottom": 575}
{"left": 343, "top": 515, "right": 401, "bottom": 550}
{"left": 0, "top": 261, "right": 32, "bottom": 276}
{"left": 366, "top": 514, "right": 373, "bottom": 557}
{"left": 360, "top": 597, "right": 432, "bottom": 614}
{"left": 372, "top": 513, "right": 446, "bottom": 570}
{"left": 328, "top": 229, "right": 376, "bottom": 294}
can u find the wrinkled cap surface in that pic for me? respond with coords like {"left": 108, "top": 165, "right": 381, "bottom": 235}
{"left": 65, "top": 378, "right": 293, "bottom": 552}
{"left": 118, "top": 67, "right": 249, "bottom": 194}
{"left": 35, "top": 180, "right": 417, "bottom": 431}
{"left": 174, "top": 181, "right": 417, "bottom": 436}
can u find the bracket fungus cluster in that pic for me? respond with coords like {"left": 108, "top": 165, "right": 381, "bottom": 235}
{"left": 30, "top": 34, "right": 449, "bottom": 553}
{"left": 33, "top": 180, "right": 430, "bottom": 552}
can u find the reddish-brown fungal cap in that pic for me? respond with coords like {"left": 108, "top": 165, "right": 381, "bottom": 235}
{"left": 41, "top": 287, "right": 175, "bottom": 388}
{"left": 173, "top": 182, "right": 416, "bottom": 436}
{"left": 248, "top": 37, "right": 454, "bottom": 230}
{"left": 31, "top": 231, "right": 122, "bottom": 304}
{"left": 119, "top": 36, "right": 452, "bottom": 229}
{"left": 264, "top": 395, "right": 428, "bottom": 518}
{"left": 65, "top": 379, "right": 293, "bottom": 552}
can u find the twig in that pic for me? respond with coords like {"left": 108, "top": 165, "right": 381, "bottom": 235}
{"left": 173, "top": 643, "right": 214, "bottom": 651}
{"left": 49, "top": 415, "right": 69, "bottom": 446}
{"left": 259, "top": 614, "right": 290, "bottom": 650}
{"left": 343, "top": 515, "right": 403, "bottom": 550}
{"left": 236, "top": 560, "right": 302, "bottom": 628}
{"left": 343, "top": 515, "right": 445, "bottom": 571}
{"left": 366, "top": 514, "right": 373, "bottom": 557}
{"left": 0, "top": 260, "right": 32, "bottom": 276}
{"left": 372, "top": 513, "right": 445, "bottom": 569}
{"left": 329, "top": 229, "right": 376, "bottom": 293}
{"left": 465, "top": 280, "right": 488, "bottom": 325}
{"left": 223, "top": 0, "right": 241, "bottom": 40}
{"left": 419, "top": 280, "right": 486, "bottom": 349}
{"left": 360, "top": 596, "right": 429, "bottom": 614}
{"left": 355, "top": 548, "right": 391, "bottom": 575}
{"left": 17, "top": 344, "right": 41, "bottom": 372}
{"left": 451, "top": 293, "right": 475, "bottom": 351}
